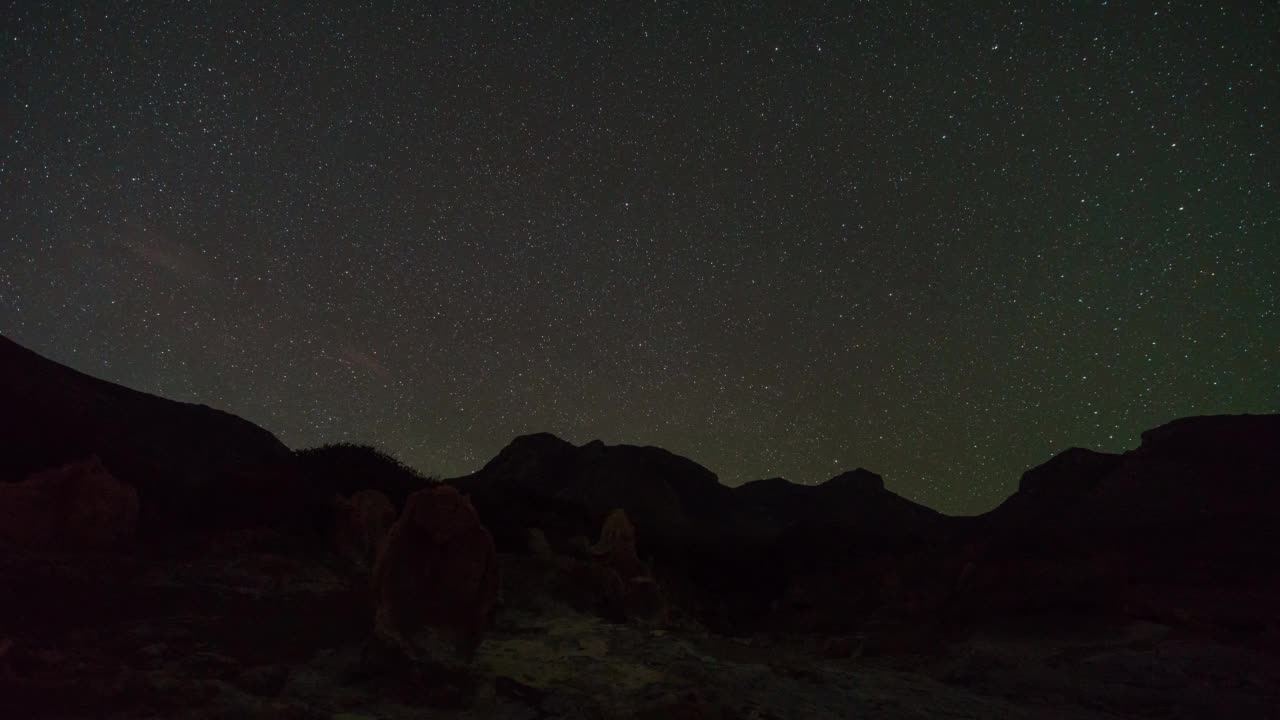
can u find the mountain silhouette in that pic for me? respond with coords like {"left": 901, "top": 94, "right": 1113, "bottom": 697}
{"left": 4, "top": 333, "right": 1280, "bottom": 717}
{"left": 0, "top": 334, "right": 310, "bottom": 535}
{"left": 3, "top": 333, "right": 1277, "bottom": 634}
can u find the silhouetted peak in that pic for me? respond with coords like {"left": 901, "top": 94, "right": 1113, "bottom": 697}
{"left": 819, "top": 468, "right": 885, "bottom": 494}
{"left": 735, "top": 477, "right": 793, "bottom": 492}
{"left": 505, "top": 432, "right": 576, "bottom": 453}
{"left": 578, "top": 441, "right": 721, "bottom": 486}
{"left": 478, "top": 433, "right": 576, "bottom": 473}
{"left": 985, "top": 415, "right": 1280, "bottom": 535}
{"left": 1137, "top": 414, "right": 1280, "bottom": 466}
{"left": 1016, "top": 447, "right": 1122, "bottom": 496}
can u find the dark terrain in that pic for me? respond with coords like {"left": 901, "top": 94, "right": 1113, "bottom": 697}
{"left": 2, "top": 334, "right": 1278, "bottom": 719}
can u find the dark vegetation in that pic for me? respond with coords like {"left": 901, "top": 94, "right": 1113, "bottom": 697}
{"left": 295, "top": 442, "right": 437, "bottom": 511}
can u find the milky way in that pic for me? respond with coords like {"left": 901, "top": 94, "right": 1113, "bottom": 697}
{"left": 3, "top": 3, "right": 1277, "bottom": 514}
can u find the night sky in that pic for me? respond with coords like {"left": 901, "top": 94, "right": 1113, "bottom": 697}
{"left": 3, "top": 3, "right": 1277, "bottom": 515}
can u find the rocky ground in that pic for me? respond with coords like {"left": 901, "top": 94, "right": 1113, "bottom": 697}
{"left": 4, "top": 537, "right": 1277, "bottom": 720}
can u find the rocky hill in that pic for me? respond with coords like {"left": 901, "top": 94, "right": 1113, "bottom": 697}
{"left": 450, "top": 435, "right": 944, "bottom": 545}
{"left": 0, "top": 335, "right": 313, "bottom": 536}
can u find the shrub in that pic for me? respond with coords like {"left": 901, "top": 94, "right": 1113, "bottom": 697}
{"left": 295, "top": 443, "right": 436, "bottom": 511}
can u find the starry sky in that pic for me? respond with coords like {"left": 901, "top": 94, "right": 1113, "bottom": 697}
{"left": 3, "top": 2, "right": 1277, "bottom": 515}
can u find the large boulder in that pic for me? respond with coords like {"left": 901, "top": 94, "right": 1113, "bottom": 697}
{"left": 0, "top": 456, "right": 138, "bottom": 550}
{"left": 591, "top": 509, "right": 666, "bottom": 624}
{"left": 371, "top": 485, "right": 500, "bottom": 662}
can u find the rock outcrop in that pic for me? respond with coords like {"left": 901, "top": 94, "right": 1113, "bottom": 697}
{"left": 371, "top": 485, "right": 500, "bottom": 661}
{"left": 0, "top": 456, "right": 138, "bottom": 550}
{"left": 592, "top": 509, "right": 666, "bottom": 624}
{"left": 333, "top": 489, "right": 397, "bottom": 568}
{"left": 591, "top": 508, "right": 648, "bottom": 581}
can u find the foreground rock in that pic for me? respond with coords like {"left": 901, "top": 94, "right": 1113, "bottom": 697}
{"left": 333, "top": 489, "right": 397, "bottom": 569}
{"left": 0, "top": 456, "right": 138, "bottom": 551}
{"left": 591, "top": 509, "right": 667, "bottom": 625}
{"left": 371, "top": 486, "right": 500, "bottom": 663}
{"left": 511, "top": 510, "right": 671, "bottom": 627}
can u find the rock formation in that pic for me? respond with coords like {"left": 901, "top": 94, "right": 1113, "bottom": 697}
{"left": 591, "top": 508, "right": 648, "bottom": 581}
{"left": 333, "top": 489, "right": 397, "bottom": 568}
{"left": 591, "top": 509, "right": 667, "bottom": 625}
{"left": 0, "top": 456, "right": 138, "bottom": 550}
{"left": 370, "top": 485, "right": 500, "bottom": 662}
